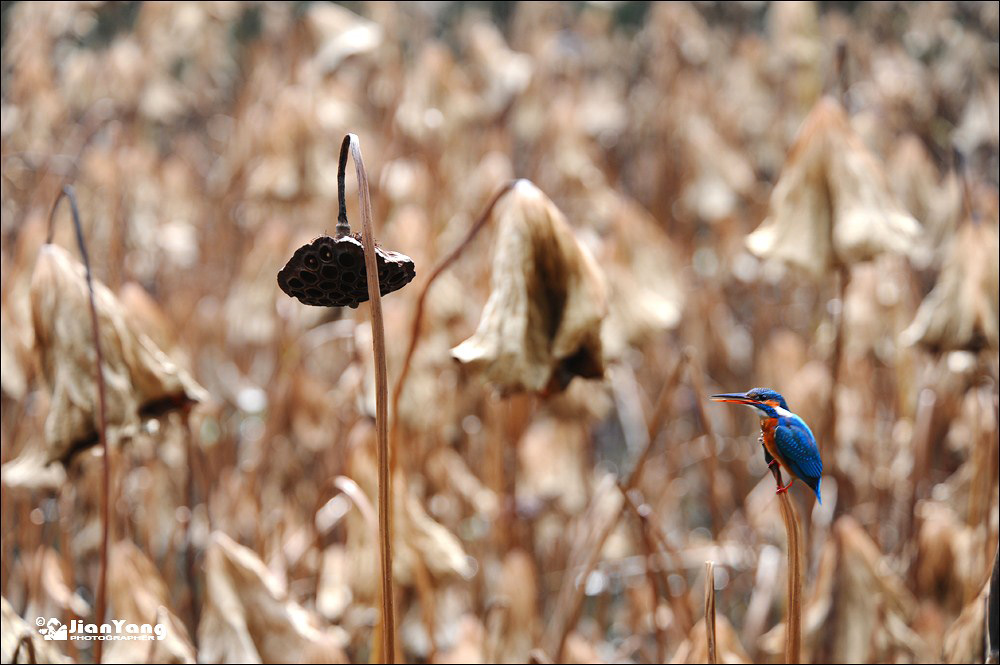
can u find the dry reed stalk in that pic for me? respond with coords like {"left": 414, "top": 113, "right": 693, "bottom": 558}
{"left": 344, "top": 134, "right": 396, "bottom": 664}
{"left": 705, "top": 561, "right": 717, "bottom": 664}
{"left": 181, "top": 410, "right": 199, "bottom": 642}
{"left": 48, "top": 186, "right": 111, "bottom": 665}
{"left": 989, "top": 549, "right": 999, "bottom": 664}
{"left": 770, "top": 464, "right": 803, "bottom": 664}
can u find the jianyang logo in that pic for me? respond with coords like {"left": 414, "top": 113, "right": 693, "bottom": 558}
{"left": 37, "top": 617, "right": 68, "bottom": 640}
{"left": 36, "top": 617, "right": 166, "bottom": 641}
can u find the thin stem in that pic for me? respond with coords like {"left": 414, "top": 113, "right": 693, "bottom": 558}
{"left": 989, "top": 548, "right": 998, "bottom": 664}
{"left": 345, "top": 133, "right": 395, "bottom": 664}
{"left": 336, "top": 135, "right": 351, "bottom": 237}
{"left": 182, "top": 410, "right": 200, "bottom": 643}
{"left": 705, "top": 561, "right": 717, "bottom": 665}
{"left": 770, "top": 464, "right": 802, "bottom": 664}
{"left": 51, "top": 186, "right": 111, "bottom": 664}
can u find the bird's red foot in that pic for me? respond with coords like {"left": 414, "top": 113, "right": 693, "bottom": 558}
{"left": 767, "top": 459, "right": 780, "bottom": 469}
{"left": 775, "top": 478, "right": 794, "bottom": 494}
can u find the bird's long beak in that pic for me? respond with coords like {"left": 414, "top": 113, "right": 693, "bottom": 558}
{"left": 709, "top": 392, "right": 758, "bottom": 405}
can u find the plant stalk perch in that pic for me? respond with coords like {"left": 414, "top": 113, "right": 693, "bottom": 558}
{"left": 346, "top": 134, "right": 396, "bottom": 664}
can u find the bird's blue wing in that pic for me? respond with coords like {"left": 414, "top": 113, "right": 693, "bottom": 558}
{"left": 773, "top": 418, "right": 823, "bottom": 481}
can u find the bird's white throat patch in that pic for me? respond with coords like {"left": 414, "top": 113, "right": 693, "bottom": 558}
{"left": 773, "top": 404, "right": 794, "bottom": 418}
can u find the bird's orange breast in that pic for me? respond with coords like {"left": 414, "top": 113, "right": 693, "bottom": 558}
{"left": 759, "top": 417, "right": 786, "bottom": 467}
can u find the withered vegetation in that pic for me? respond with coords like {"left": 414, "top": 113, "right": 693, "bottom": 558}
{"left": 1, "top": 3, "right": 997, "bottom": 664}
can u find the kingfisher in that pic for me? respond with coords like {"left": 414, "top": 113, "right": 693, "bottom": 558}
{"left": 710, "top": 388, "right": 822, "bottom": 503}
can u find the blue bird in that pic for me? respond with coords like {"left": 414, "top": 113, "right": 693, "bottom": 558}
{"left": 710, "top": 388, "right": 823, "bottom": 503}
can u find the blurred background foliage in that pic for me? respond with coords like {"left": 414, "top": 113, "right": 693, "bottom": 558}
{"left": 1, "top": 2, "right": 998, "bottom": 663}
